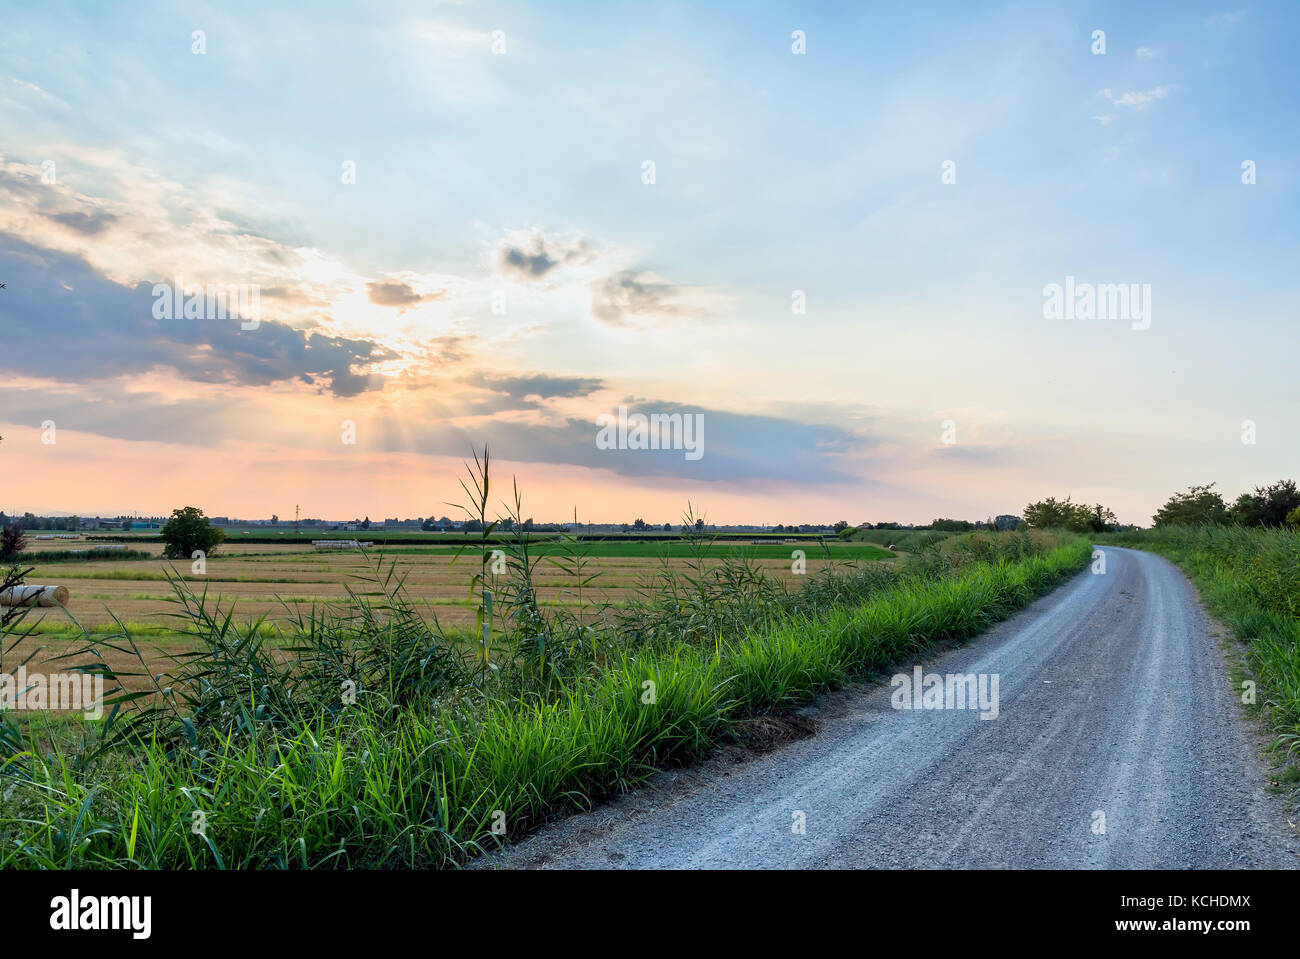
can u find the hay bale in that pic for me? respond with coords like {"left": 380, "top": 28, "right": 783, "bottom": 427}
{"left": 0, "top": 585, "right": 70, "bottom": 607}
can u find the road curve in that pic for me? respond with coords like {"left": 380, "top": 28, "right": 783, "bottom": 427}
{"left": 480, "top": 546, "right": 1300, "bottom": 869}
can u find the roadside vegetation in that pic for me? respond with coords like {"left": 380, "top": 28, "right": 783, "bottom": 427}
{"left": 1098, "top": 478, "right": 1300, "bottom": 779}
{"left": 1100, "top": 524, "right": 1300, "bottom": 768}
{"left": 1, "top": 453, "right": 1090, "bottom": 869}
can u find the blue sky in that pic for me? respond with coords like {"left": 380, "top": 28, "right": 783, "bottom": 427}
{"left": 0, "top": 1, "right": 1295, "bottom": 524}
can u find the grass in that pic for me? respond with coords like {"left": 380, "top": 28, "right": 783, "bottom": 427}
{"left": 1, "top": 456, "right": 1091, "bottom": 869}
{"left": 1099, "top": 525, "right": 1300, "bottom": 762}
{"left": 1, "top": 536, "right": 1089, "bottom": 869}
{"left": 11, "top": 548, "right": 155, "bottom": 563}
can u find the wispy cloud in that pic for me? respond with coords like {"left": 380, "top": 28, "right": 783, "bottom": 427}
{"left": 1102, "top": 85, "right": 1176, "bottom": 109}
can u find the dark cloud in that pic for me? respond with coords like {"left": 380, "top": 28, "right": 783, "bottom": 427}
{"left": 466, "top": 372, "right": 603, "bottom": 403}
{"left": 0, "top": 232, "right": 395, "bottom": 397}
{"left": 591, "top": 270, "right": 689, "bottom": 327}
{"left": 367, "top": 400, "right": 864, "bottom": 484}
{"left": 41, "top": 210, "right": 118, "bottom": 235}
{"left": 497, "top": 234, "right": 591, "bottom": 281}
{"left": 0, "top": 324, "right": 866, "bottom": 482}
{"left": 366, "top": 279, "right": 443, "bottom": 308}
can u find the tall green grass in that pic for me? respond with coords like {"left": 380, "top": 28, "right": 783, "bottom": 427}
{"left": 0, "top": 531, "right": 1089, "bottom": 869}
{"left": 2, "top": 454, "right": 1093, "bottom": 868}
{"left": 1100, "top": 525, "right": 1300, "bottom": 755}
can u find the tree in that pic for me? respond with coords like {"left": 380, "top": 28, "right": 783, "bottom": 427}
{"left": 931, "top": 518, "right": 974, "bottom": 532}
{"left": 0, "top": 524, "right": 26, "bottom": 561}
{"left": 160, "top": 507, "right": 225, "bottom": 559}
{"left": 694, "top": 518, "right": 705, "bottom": 532}
{"left": 1085, "top": 504, "right": 1118, "bottom": 533}
{"left": 833, "top": 520, "right": 849, "bottom": 532}
{"left": 1287, "top": 505, "right": 1300, "bottom": 529}
{"left": 1229, "top": 480, "right": 1300, "bottom": 527}
{"left": 1152, "top": 483, "right": 1229, "bottom": 527}
{"left": 1022, "top": 496, "right": 1112, "bottom": 533}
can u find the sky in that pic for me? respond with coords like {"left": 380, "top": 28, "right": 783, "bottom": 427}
{"left": 0, "top": 0, "right": 1296, "bottom": 526}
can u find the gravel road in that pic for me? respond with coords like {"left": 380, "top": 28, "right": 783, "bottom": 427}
{"left": 478, "top": 546, "right": 1299, "bottom": 869}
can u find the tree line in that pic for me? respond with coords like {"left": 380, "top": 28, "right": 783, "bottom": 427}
{"left": 1150, "top": 480, "right": 1299, "bottom": 528}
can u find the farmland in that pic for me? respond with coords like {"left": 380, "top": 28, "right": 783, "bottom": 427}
{"left": 0, "top": 515, "right": 1091, "bottom": 868}
{"left": 7, "top": 534, "right": 897, "bottom": 695}
{"left": 15, "top": 536, "right": 895, "bottom": 633}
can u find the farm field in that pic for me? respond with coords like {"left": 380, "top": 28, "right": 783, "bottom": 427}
{"left": 13, "top": 537, "right": 897, "bottom": 635}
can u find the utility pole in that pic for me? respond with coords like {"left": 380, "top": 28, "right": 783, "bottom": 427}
{"left": 295, "top": 504, "right": 300, "bottom": 534}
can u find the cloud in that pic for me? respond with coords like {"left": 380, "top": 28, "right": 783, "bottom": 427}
{"left": 496, "top": 232, "right": 592, "bottom": 281}
{"left": 465, "top": 371, "right": 604, "bottom": 403}
{"left": 41, "top": 210, "right": 118, "bottom": 235}
{"left": 8, "top": 78, "right": 69, "bottom": 110}
{"left": 1092, "top": 115, "right": 1114, "bottom": 126}
{"left": 364, "top": 399, "right": 866, "bottom": 483}
{"left": 0, "top": 371, "right": 870, "bottom": 486}
{"left": 1136, "top": 47, "right": 1156, "bottom": 58}
{"left": 0, "top": 232, "right": 395, "bottom": 397}
{"left": 366, "top": 278, "right": 444, "bottom": 308}
{"left": 591, "top": 270, "right": 699, "bottom": 327}
{"left": 261, "top": 285, "right": 328, "bottom": 307}
{"left": 1102, "top": 85, "right": 1176, "bottom": 109}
